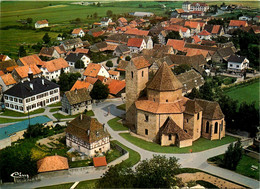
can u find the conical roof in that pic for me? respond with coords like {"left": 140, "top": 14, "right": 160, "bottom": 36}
{"left": 147, "top": 62, "right": 183, "bottom": 91}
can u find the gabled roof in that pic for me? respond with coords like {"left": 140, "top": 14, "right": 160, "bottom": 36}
{"left": 117, "top": 60, "right": 128, "bottom": 71}
{"left": 39, "top": 47, "right": 55, "bottom": 57}
{"left": 42, "top": 58, "right": 69, "bottom": 72}
{"left": 4, "top": 78, "right": 59, "bottom": 98}
{"left": 195, "top": 99, "right": 224, "bottom": 120}
{"left": 115, "top": 44, "right": 130, "bottom": 53}
{"left": 229, "top": 20, "right": 247, "bottom": 27}
{"left": 108, "top": 79, "right": 125, "bottom": 95}
{"left": 65, "top": 53, "right": 85, "bottom": 63}
{"left": 198, "top": 30, "right": 211, "bottom": 36}
{"left": 54, "top": 46, "right": 66, "bottom": 54}
{"left": 0, "top": 74, "right": 16, "bottom": 86}
{"left": 184, "top": 43, "right": 218, "bottom": 52}
{"left": 211, "top": 25, "right": 221, "bottom": 34}
{"left": 37, "top": 155, "right": 68, "bottom": 173}
{"left": 65, "top": 88, "right": 91, "bottom": 105}
{"left": 186, "top": 48, "right": 209, "bottom": 58}
{"left": 83, "top": 63, "right": 102, "bottom": 77}
{"left": 124, "top": 29, "right": 149, "bottom": 36}
{"left": 118, "top": 17, "right": 127, "bottom": 23}
{"left": 70, "top": 80, "right": 91, "bottom": 91}
{"left": 184, "top": 21, "right": 200, "bottom": 29}
{"left": 18, "top": 54, "right": 44, "bottom": 66}
{"left": 193, "top": 35, "right": 201, "bottom": 43}
{"left": 15, "top": 64, "right": 41, "bottom": 79}
{"left": 108, "top": 70, "right": 119, "bottom": 76}
{"left": 164, "top": 25, "right": 189, "bottom": 33}
{"left": 36, "top": 20, "right": 48, "bottom": 25}
{"left": 93, "top": 156, "right": 107, "bottom": 167}
{"left": 72, "top": 28, "right": 84, "bottom": 34}
{"left": 127, "top": 38, "right": 144, "bottom": 48}
{"left": 215, "top": 47, "right": 235, "bottom": 59}
{"left": 75, "top": 48, "right": 89, "bottom": 54}
{"left": 85, "top": 77, "right": 98, "bottom": 85}
{"left": 92, "top": 31, "right": 105, "bottom": 37}
{"left": 66, "top": 115, "right": 109, "bottom": 143}
{"left": 159, "top": 117, "right": 192, "bottom": 140}
{"left": 62, "top": 38, "right": 83, "bottom": 46}
{"left": 147, "top": 62, "right": 183, "bottom": 91}
{"left": 227, "top": 55, "right": 247, "bottom": 63}
{"left": 166, "top": 39, "right": 186, "bottom": 52}
{"left": 130, "top": 56, "right": 150, "bottom": 70}
{"left": 0, "top": 59, "right": 18, "bottom": 73}
{"left": 170, "top": 18, "right": 183, "bottom": 24}
{"left": 184, "top": 99, "right": 203, "bottom": 115}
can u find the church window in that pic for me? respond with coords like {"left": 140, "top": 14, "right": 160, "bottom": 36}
{"left": 131, "top": 71, "right": 133, "bottom": 79}
{"left": 197, "top": 113, "right": 200, "bottom": 120}
{"left": 187, "top": 119, "right": 189, "bottom": 123}
{"left": 166, "top": 99, "right": 168, "bottom": 102}
{"left": 142, "top": 71, "right": 144, "bottom": 77}
{"left": 145, "top": 129, "right": 148, "bottom": 135}
{"left": 214, "top": 122, "right": 218, "bottom": 134}
{"left": 168, "top": 135, "right": 172, "bottom": 140}
{"left": 206, "top": 121, "right": 209, "bottom": 133}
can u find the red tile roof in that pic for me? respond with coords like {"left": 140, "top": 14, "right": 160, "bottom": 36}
{"left": 186, "top": 49, "right": 209, "bottom": 58}
{"left": 83, "top": 63, "right": 101, "bottom": 77}
{"left": 127, "top": 38, "right": 144, "bottom": 48}
{"left": 229, "top": 20, "right": 248, "bottom": 27}
{"left": 193, "top": 35, "right": 201, "bottom": 44}
{"left": 37, "top": 155, "right": 69, "bottom": 173}
{"left": 118, "top": 17, "right": 127, "bottom": 23}
{"left": 198, "top": 30, "right": 211, "bottom": 36}
{"left": 211, "top": 25, "right": 221, "bottom": 34}
{"left": 15, "top": 64, "right": 41, "bottom": 79}
{"left": 70, "top": 80, "right": 91, "bottom": 91}
{"left": 166, "top": 39, "right": 186, "bottom": 52}
{"left": 75, "top": 48, "right": 89, "bottom": 54}
{"left": 131, "top": 56, "right": 150, "bottom": 70}
{"left": 36, "top": 20, "right": 48, "bottom": 25}
{"left": 92, "top": 31, "right": 105, "bottom": 37}
{"left": 0, "top": 70, "right": 5, "bottom": 76}
{"left": 164, "top": 25, "right": 188, "bottom": 32}
{"left": 93, "top": 156, "right": 107, "bottom": 167}
{"left": 124, "top": 29, "right": 149, "bottom": 36}
{"left": 72, "top": 28, "right": 83, "bottom": 34}
{"left": 170, "top": 18, "right": 183, "bottom": 24}
{"left": 0, "top": 74, "right": 16, "bottom": 86}
{"left": 108, "top": 70, "right": 119, "bottom": 76}
{"left": 85, "top": 77, "right": 98, "bottom": 84}
{"left": 108, "top": 79, "right": 125, "bottom": 95}
{"left": 184, "top": 21, "right": 200, "bottom": 29}
{"left": 42, "top": 58, "right": 69, "bottom": 73}
{"left": 19, "top": 54, "right": 44, "bottom": 66}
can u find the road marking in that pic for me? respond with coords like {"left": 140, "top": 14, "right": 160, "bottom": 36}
{"left": 70, "top": 181, "right": 79, "bottom": 189}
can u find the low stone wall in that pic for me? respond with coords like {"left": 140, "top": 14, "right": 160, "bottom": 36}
{"left": 244, "top": 149, "right": 260, "bottom": 160}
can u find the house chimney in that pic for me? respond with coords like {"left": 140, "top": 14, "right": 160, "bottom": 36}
{"left": 30, "top": 83, "right": 34, "bottom": 90}
{"left": 28, "top": 66, "right": 33, "bottom": 81}
{"left": 42, "top": 78, "right": 45, "bottom": 85}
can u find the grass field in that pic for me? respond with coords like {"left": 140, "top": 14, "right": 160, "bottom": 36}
{"left": 225, "top": 80, "right": 260, "bottom": 107}
{"left": 0, "top": 108, "right": 44, "bottom": 117}
{"left": 107, "top": 117, "right": 128, "bottom": 131}
{"left": 120, "top": 133, "right": 237, "bottom": 153}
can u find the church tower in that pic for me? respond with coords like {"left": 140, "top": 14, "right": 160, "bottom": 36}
{"left": 125, "top": 56, "right": 150, "bottom": 128}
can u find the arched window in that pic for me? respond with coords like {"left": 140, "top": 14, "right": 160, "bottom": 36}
{"left": 131, "top": 71, "right": 133, "bottom": 79}
{"left": 214, "top": 122, "right": 218, "bottom": 134}
{"left": 197, "top": 113, "right": 200, "bottom": 120}
{"left": 206, "top": 121, "right": 209, "bottom": 133}
{"left": 168, "top": 134, "right": 172, "bottom": 140}
{"left": 142, "top": 71, "right": 144, "bottom": 77}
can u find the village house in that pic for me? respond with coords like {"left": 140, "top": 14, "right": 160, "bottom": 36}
{"left": 72, "top": 28, "right": 85, "bottom": 38}
{"left": 227, "top": 55, "right": 249, "bottom": 73}
{"left": 186, "top": 48, "right": 211, "bottom": 62}
{"left": 60, "top": 38, "right": 83, "bottom": 51}
{"left": 35, "top": 20, "right": 49, "bottom": 29}
{"left": 65, "top": 114, "right": 110, "bottom": 157}
{"left": 4, "top": 78, "right": 60, "bottom": 113}
{"left": 108, "top": 70, "right": 120, "bottom": 80}
{"left": 65, "top": 53, "right": 90, "bottom": 68}
{"left": 113, "top": 44, "right": 130, "bottom": 57}
{"left": 127, "top": 38, "right": 146, "bottom": 53}
{"left": 197, "top": 30, "right": 211, "bottom": 40}
{"left": 100, "top": 17, "right": 112, "bottom": 27}
{"left": 228, "top": 20, "right": 248, "bottom": 30}
{"left": 62, "top": 88, "right": 92, "bottom": 115}
{"left": 0, "top": 74, "right": 17, "bottom": 92}
{"left": 163, "top": 25, "right": 191, "bottom": 39}
{"left": 107, "top": 79, "right": 126, "bottom": 97}
{"left": 166, "top": 39, "right": 186, "bottom": 53}
{"left": 41, "top": 58, "right": 70, "bottom": 80}
{"left": 184, "top": 21, "right": 201, "bottom": 35}
{"left": 0, "top": 59, "right": 18, "bottom": 74}
{"left": 117, "top": 17, "right": 128, "bottom": 26}
{"left": 88, "top": 28, "right": 105, "bottom": 37}
{"left": 211, "top": 47, "right": 236, "bottom": 63}
{"left": 17, "top": 54, "right": 44, "bottom": 67}
{"left": 124, "top": 28, "right": 149, "bottom": 36}
{"left": 70, "top": 80, "right": 93, "bottom": 91}
{"left": 125, "top": 61, "right": 225, "bottom": 148}
{"left": 12, "top": 64, "right": 42, "bottom": 82}
{"left": 0, "top": 55, "right": 11, "bottom": 62}
{"left": 83, "top": 63, "right": 109, "bottom": 79}
{"left": 39, "top": 46, "right": 67, "bottom": 59}
{"left": 204, "top": 25, "right": 225, "bottom": 37}
{"left": 90, "top": 41, "right": 117, "bottom": 52}
{"left": 149, "top": 56, "right": 174, "bottom": 74}
{"left": 181, "top": 13, "right": 193, "bottom": 20}
{"left": 190, "top": 2, "right": 209, "bottom": 12}
{"left": 182, "top": 1, "right": 191, "bottom": 11}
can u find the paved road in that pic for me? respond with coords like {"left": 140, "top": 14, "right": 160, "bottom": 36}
{"left": 1, "top": 99, "right": 259, "bottom": 189}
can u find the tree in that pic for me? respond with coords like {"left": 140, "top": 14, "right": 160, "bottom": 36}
{"left": 58, "top": 72, "right": 81, "bottom": 91}
{"left": 26, "top": 17, "right": 33, "bottom": 24}
{"left": 93, "top": 12, "right": 98, "bottom": 19}
{"left": 90, "top": 81, "right": 109, "bottom": 100}
{"left": 106, "top": 10, "right": 113, "bottom": 17}
{"left": 172, "top": 64, "right": 191, "bottom": 75}
{"left": 185, "top": 87, "right": 201, "bottom": 99}
{"left": 165, "top": 31, "right": 181, "bottom": 41}
{"left": 125, "top": 56, "right": 131, "bottom": 61}
{"left": 135, "top": 155, "right": 182, "bottom": 188}
{"left": 18, "top": 45, "right": 26, "bottom": 57}
{"left": 139, "top": 4, "right": 143, "bottom": 8}
{"left": 97, "top": 2, "right": 101, "bottom": 7}
{"left": 199, "top": 82, "right": 214, "bottom": 101}
{"left": 106, "top": 61, "right": 113, "bottom": 69}
{"left": 75, "top": 60, "right": 85, "bottom": 69}
{"left": 222, "top": 140, "right": 243, "bottom": 170}
{"left": 23, "top": 124, "right": 49, "bottom": 138}
{"left": 42, "top": 33, "right": 51, "bottom": 44}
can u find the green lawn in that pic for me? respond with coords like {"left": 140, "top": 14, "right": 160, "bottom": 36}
{"left": 116, "top": 104, "right": 126, "bottom": 111}
{"left": 0, "top": 117, "right": 26, "bottom": 124}
{"left": 225, "top": 80, "right": 260, "bottom": 108}
{"left": 49, "top": 108, "right": 60, "bottom": 113}
{"left": 112, "top": 140, "right": 141, "bottom": 167}
{"left": 48, "top": 102, "right": 61, "bottom": 107}
{"left": 208, "top": 154, "right": 259, "bottom": 180}
{"left": 76, "top": 179, "right": 99, "bottom": 189}
{"left": 0, "top": 108, "right": 44, "bottom": 117}
{"left": 107, "top": 117, "right": 128, "bottom": 131}
{"left": 69, "top": 159, "right": 92, "bottom": 168}
{"left": 36, "top": 182, "right": 73, "bottom": 189}
{"left": 120, "top": 133, "right": 237, "bottom": 153}
{"left": 86, "top": 110, "right": 95, "bottom": 117}
{"left": 53, "top": 113, "right": 78, "bottom": 120}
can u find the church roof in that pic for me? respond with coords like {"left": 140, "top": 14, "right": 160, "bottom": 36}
{"left": 160, "top": 117, "right": 192, "bottom": 140}
{"left": 195, "top": 99, "right": 224, "bottom": 120}
{"left": 184, "top": 99, "right": 203, "bottom": 115}
{"left": 147, "top": 62, "right": 183, "bottom": 91}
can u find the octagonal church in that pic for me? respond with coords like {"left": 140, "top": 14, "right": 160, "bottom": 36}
{"left": 125, "top": 56, "right": 225, "bottom": 148}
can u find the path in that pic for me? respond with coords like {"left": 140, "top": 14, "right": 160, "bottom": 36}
{"left": 1, "top": 99, "right": 259, "bottom": 189}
